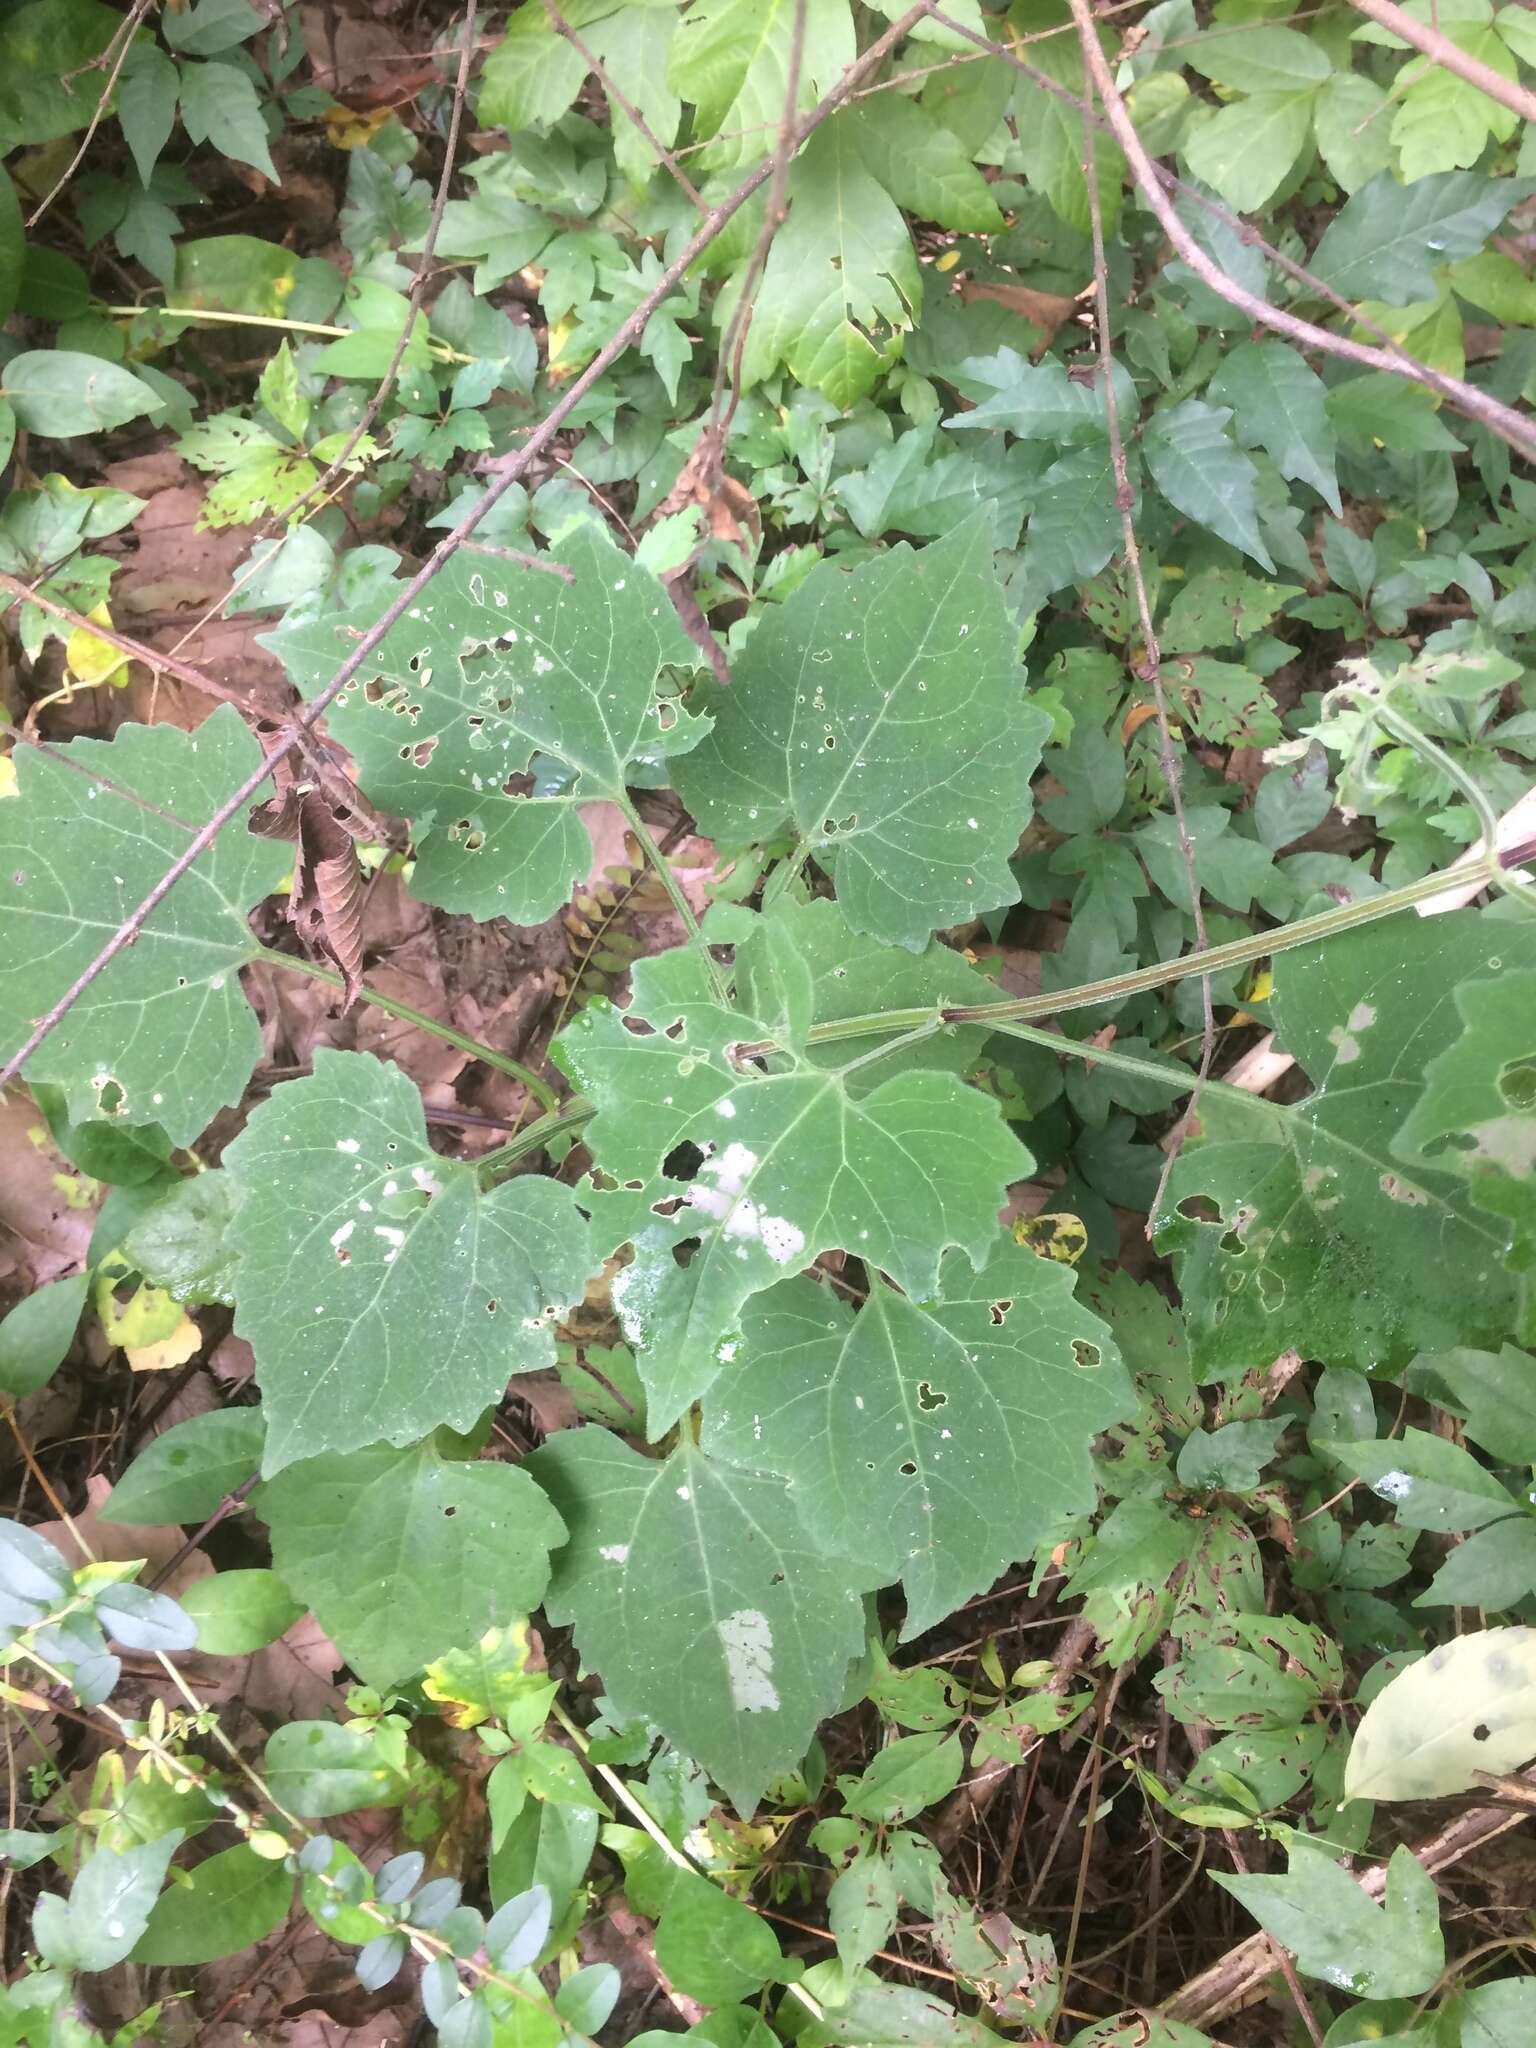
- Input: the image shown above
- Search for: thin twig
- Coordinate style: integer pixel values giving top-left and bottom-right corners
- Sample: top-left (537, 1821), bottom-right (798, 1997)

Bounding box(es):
top-left (0, 4), bottom-right (937, 1102)
top-left (1070, 5), bottom-right (1214, 1222)
top-left (924, 4), bottom-right (1536, 466)
top-left (0, 572), bottom-right (266, 716)
top-left (26, 0), bottom-right (156, 228)
top-left (541, 0), bottom-right (707, 212)
top-left (1347, 0), bottom-right (1536, 124)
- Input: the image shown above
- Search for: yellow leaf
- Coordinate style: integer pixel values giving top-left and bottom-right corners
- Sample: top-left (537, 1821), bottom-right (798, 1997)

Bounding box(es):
top-left (323, 104), bottom-right (391, 151)
top-left (65, 605), bottom-right (130, 689)
top-left (0, 754), bottom-right (15, 799)
top-left (125, 1311), bottom-right (203, 1374)
top-left (1012, 1212), bottom-right (1088, 1266)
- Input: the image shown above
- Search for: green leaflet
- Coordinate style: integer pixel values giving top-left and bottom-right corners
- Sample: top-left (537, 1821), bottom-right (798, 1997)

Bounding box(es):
top-left (528, 1429), bottom-right (873, 1814)
top-left (1182, 92), bottom-right (1317, 215)
top-left (704, 1242), bottom-right (1131, 1638)
top-left (1309, 169), bottom-right (1518, 307)
top-left (260, 1439), bottom-right (567, 1688)
top-left (1143, 401), bottom-right (1273, 571)
top-left (264, 525), bottom-right (704, 924)
top-left (554, 944), bottom-right (1028, 1432)
top-left (1214, 1837), bottom-right (1443, 1998)
top-left (0, 707), bottom-right (289, 1145)
top-left (740, 115), bottom-right (920, 408)
top-left (674, 519), bottom-right (1048, 949)
top-left (224, 1050), bottom-right (594, 1473)
top-left (668, 0), bottom-right (855, 174)
top-left (1160, 907), bottom-right (1532, 1380)
top-left (1207, 340), bottom-right (1341, 515)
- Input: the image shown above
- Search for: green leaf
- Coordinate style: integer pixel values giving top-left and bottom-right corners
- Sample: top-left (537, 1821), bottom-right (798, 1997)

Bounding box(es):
top-left (806, 1985), bottom-right (1000, 2046)
top-left (1327, 373), bottom-right (1463, 455)
top-left (675, 519), bottom-right (1049, 949)
top-left (1459, 1978), bottom-right (1536, 2048)
top-left (0, 176), bottom-right (19, 331)
top-left (162, 0), bottom-right (266, 56)
top-left (1009, 4), bottom-right (1125, 236)
top-left (1390, 31), bottom-right (1518, 181)
top-left (741, 116), bottom-right (920, 408)
top-left (133, 1843), bottom-right (292, 1964)
top-left (1310, 169), bottom-right (1516, 307)
top-left (265, 526), bottom-right (702, 924)
top-left (1208, 341), bottom-right (1340, 514)
top-left (1397, 965), bottom-right (1536, 1292)
top-left (264, 1721), bottom-right (408, 1817)
top-left (528, 1430), bottom-right (872, 1813)
top-left (102, 1408), bottom-right (266, 1524)
top-left (1161, 907), bottom-right (1529, 1380)
top-left (1407, 1345), bottom-right (1536, 1462)
top-left (224, 1050), bottom-right (593, 1474)
top-left (2, 350), bottom-right (163, 436)
top-left (705, 1243), bottom-right (1128, 1637)
top-left (1143, 401), bottom-right (1273, 570)
top-left (121, 1172), bottom-right (239, 1306)
top-left (0, 708), bottom-right (291, 1143)
top-left (1416, 1516), bottom-right (1536, 1610)
top-left (847, 96), bottom-right (1003, 233)
top-left (669, 0), bottom-right (856, 174)
top-left (1012, 441), bottom-right (1125, 614)
top-left (946, 350), bottom-right (1137, 443)
top-left (1346, 1627), bottom-right (1536, 1800)
top-left (179, 1570), bottom-right (305, 1654)
top-left (1213, 1837), bottom-right (1442, 1998)
top-left (260, 1440), bottom-right (566, 1688)
top-left (655, 1873), bottom-right (787, 2004)
top-left (177, 58), bottom-right (278, 181)
top-left (38, 1832), bottom-right (182, 1971)
top-left (839, 1733), bottom-right (964, 1822)
top-left (1186, 23), bottom-right (1332, 90)
top-left (118, 46), bottom-right (180, 184)
top-left (1182, 92), bottom-right (1316, 215)
top-left (479, 0), bottom-right (593, 131)
top-left (0, 1275), bottom-right (87, 1398)
top-left (1318, 1428), bottom-right (1520, 1532)
top-left (0, 0), bottom-right (124, 151)
top-left (586, 2), bottom-right (683, 193)
top-left (555, 944), bottom-right (1027, 1430)
top-left (1312, 72), bottom-right (1395, 192)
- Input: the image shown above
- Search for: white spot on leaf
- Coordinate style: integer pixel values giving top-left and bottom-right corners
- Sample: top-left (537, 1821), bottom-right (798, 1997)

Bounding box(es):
top-left (718, 1608), bottom-right (780, 1712)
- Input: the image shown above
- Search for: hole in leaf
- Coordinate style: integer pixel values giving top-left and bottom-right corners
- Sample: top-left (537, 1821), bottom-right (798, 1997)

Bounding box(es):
top-left (1178, 1194), bottom-right (1222, 1225)
top-left (486, 1299), bottom-right (497, 1314)
top-left (1499, 1058), bottom-right (1536, 1109)
top-left (96, 1078), bottom-right (125, 1117)
top-left (823, 735), bottom-right (835, 748)
top-left (364, 679), bottom-right (386, 704)
top-left (443, 1505), bottom-right (456, 1518)
top-left (664, 1020), bottom-right (686, 1042)
top-left (917, 1381), bottom-right (947, 1410)
top-left (1071, 1340), bottom-right (1101, 1368)
top-left (898, 1460), bottom-right (917, 1476)
top-left (989, 1298), bottom-right (1013, 1325)
top-left (663, 1141), bottom-right (704, 1183)
top-left (1474, 1723), bottom-right (1491, 1741)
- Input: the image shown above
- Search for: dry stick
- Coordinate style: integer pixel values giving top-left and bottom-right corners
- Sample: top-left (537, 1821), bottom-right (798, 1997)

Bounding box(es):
top-left (924, 5), bottom-right (1536, 466)
top-left (0, 572), bottom-right (266, 717)
top-left (540, 0), bottom-right (708, 213)
top-left (1167, 1775), bottom-right (1536, 2028)
top-left (1346, 0), bottom-right (1536, 125)
top-left (1071, 7), bottom-right (1214, 1224)
top-left (0, 3), bottom-right (936, 1102)
top-left (25, 0), bottom-right (156, 228)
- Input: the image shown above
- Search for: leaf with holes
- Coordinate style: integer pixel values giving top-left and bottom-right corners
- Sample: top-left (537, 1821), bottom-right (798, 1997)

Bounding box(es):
top-left (554, 943), bottom-right (1028, 1435)
top-left (263, 525), bottom-right (705, 924)
top-left (527, 1428), bottom-right (873, 1813)
top-left (259, 1439), bottom-right (566, 1688)
top-left (704, 1241), bottom-right (1131, 1637)
top-left (674, 518), bottom-right (1050, 949)
top-left (223, 1050), bottom-right (593, 1474)
top-left (0, 706), bottom-right (289, 1145)
top-left (1158, 907), bottom-right (1533, 1381)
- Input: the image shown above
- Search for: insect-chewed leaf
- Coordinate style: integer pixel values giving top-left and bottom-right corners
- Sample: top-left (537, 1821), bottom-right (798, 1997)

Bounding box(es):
top-left (673, 518), bottom-right (1050, 950)
top-left (528, 1429), bottom-right (874, 1814)
top-left (1345, 1626), bottom-right (1536, 1802)
top-left (224, 1050), bottom-right (593, 1473)
top-left (262, 525), bottom-right (704, 924)
top-left (0, 706), bottom-right (290, 1144)
top-left (1159, 907), bottom-right (1533, 1380)
top-left (555, 945), bottom-right (1030, 1434)
top-left (704, 1243), bottom-right (1131, 1638)
top-left (259, 1440), bottom-right (567, 1688)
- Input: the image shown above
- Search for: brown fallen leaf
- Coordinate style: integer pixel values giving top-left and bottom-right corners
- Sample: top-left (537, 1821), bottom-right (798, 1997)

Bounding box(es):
top-left (958, 278), bottom-right (1086, 356)
top-left (250, 734), bottom-right (377, 1007)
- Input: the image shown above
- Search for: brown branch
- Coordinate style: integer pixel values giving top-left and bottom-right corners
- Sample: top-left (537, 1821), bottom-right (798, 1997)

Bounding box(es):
top-left (26, 0), bottom-right (156, 228)
top-left (1166, 1773), bottom-right (1536, 2028)
top-left (1070, 4), bottom-right (1215, 1220)
top-left (1347, 0), bottom-right (1536, 125)
top-left (0, 3), bottom-right (938, 1103)
top-left (541, 0), bottom-right (708, 213)
top-left (925, 5), bottom-right (1536, 467)
top-left (0, 573), bottom-right (266, 716)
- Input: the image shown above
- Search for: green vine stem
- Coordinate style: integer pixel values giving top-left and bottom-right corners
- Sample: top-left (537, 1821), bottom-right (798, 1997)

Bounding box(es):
top-left (253, 945), bottom-right (559, 1114)
top-left (615, 792), bottom-right (731, 1007)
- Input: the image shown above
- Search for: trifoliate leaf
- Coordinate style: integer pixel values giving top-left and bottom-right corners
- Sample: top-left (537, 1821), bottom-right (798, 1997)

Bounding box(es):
top-left (224, 1050), bottom-right (594, 1473)
top-left (1213, 1837), bottom-right (1443, 1997)
top-left (0, 706), bottom-right (290, 1144)
top-left (260, 1440), bottom-right (567, 1688)
top-left (741, 115), bottom-right (920, 408)
top-left (1160, 908), bottom-right (1531, 1380)
top-left (1143, 402), bottom-right (1274, 571)
top-left (265, 526), bottom-right (702, 924)
top-left (704, 1242), bottom-right (1130, 1637)
top-left (1208, 341), bottom-right (1341, 514)
top-left (675, 518), bottom-right (1049, 949)
top-left (554, 946), bottom-right (1029, 1433)
top-left (528, 1429), bottom-right (873, 1813)
top-left (1309, 169), bottom-right (1517, 307)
